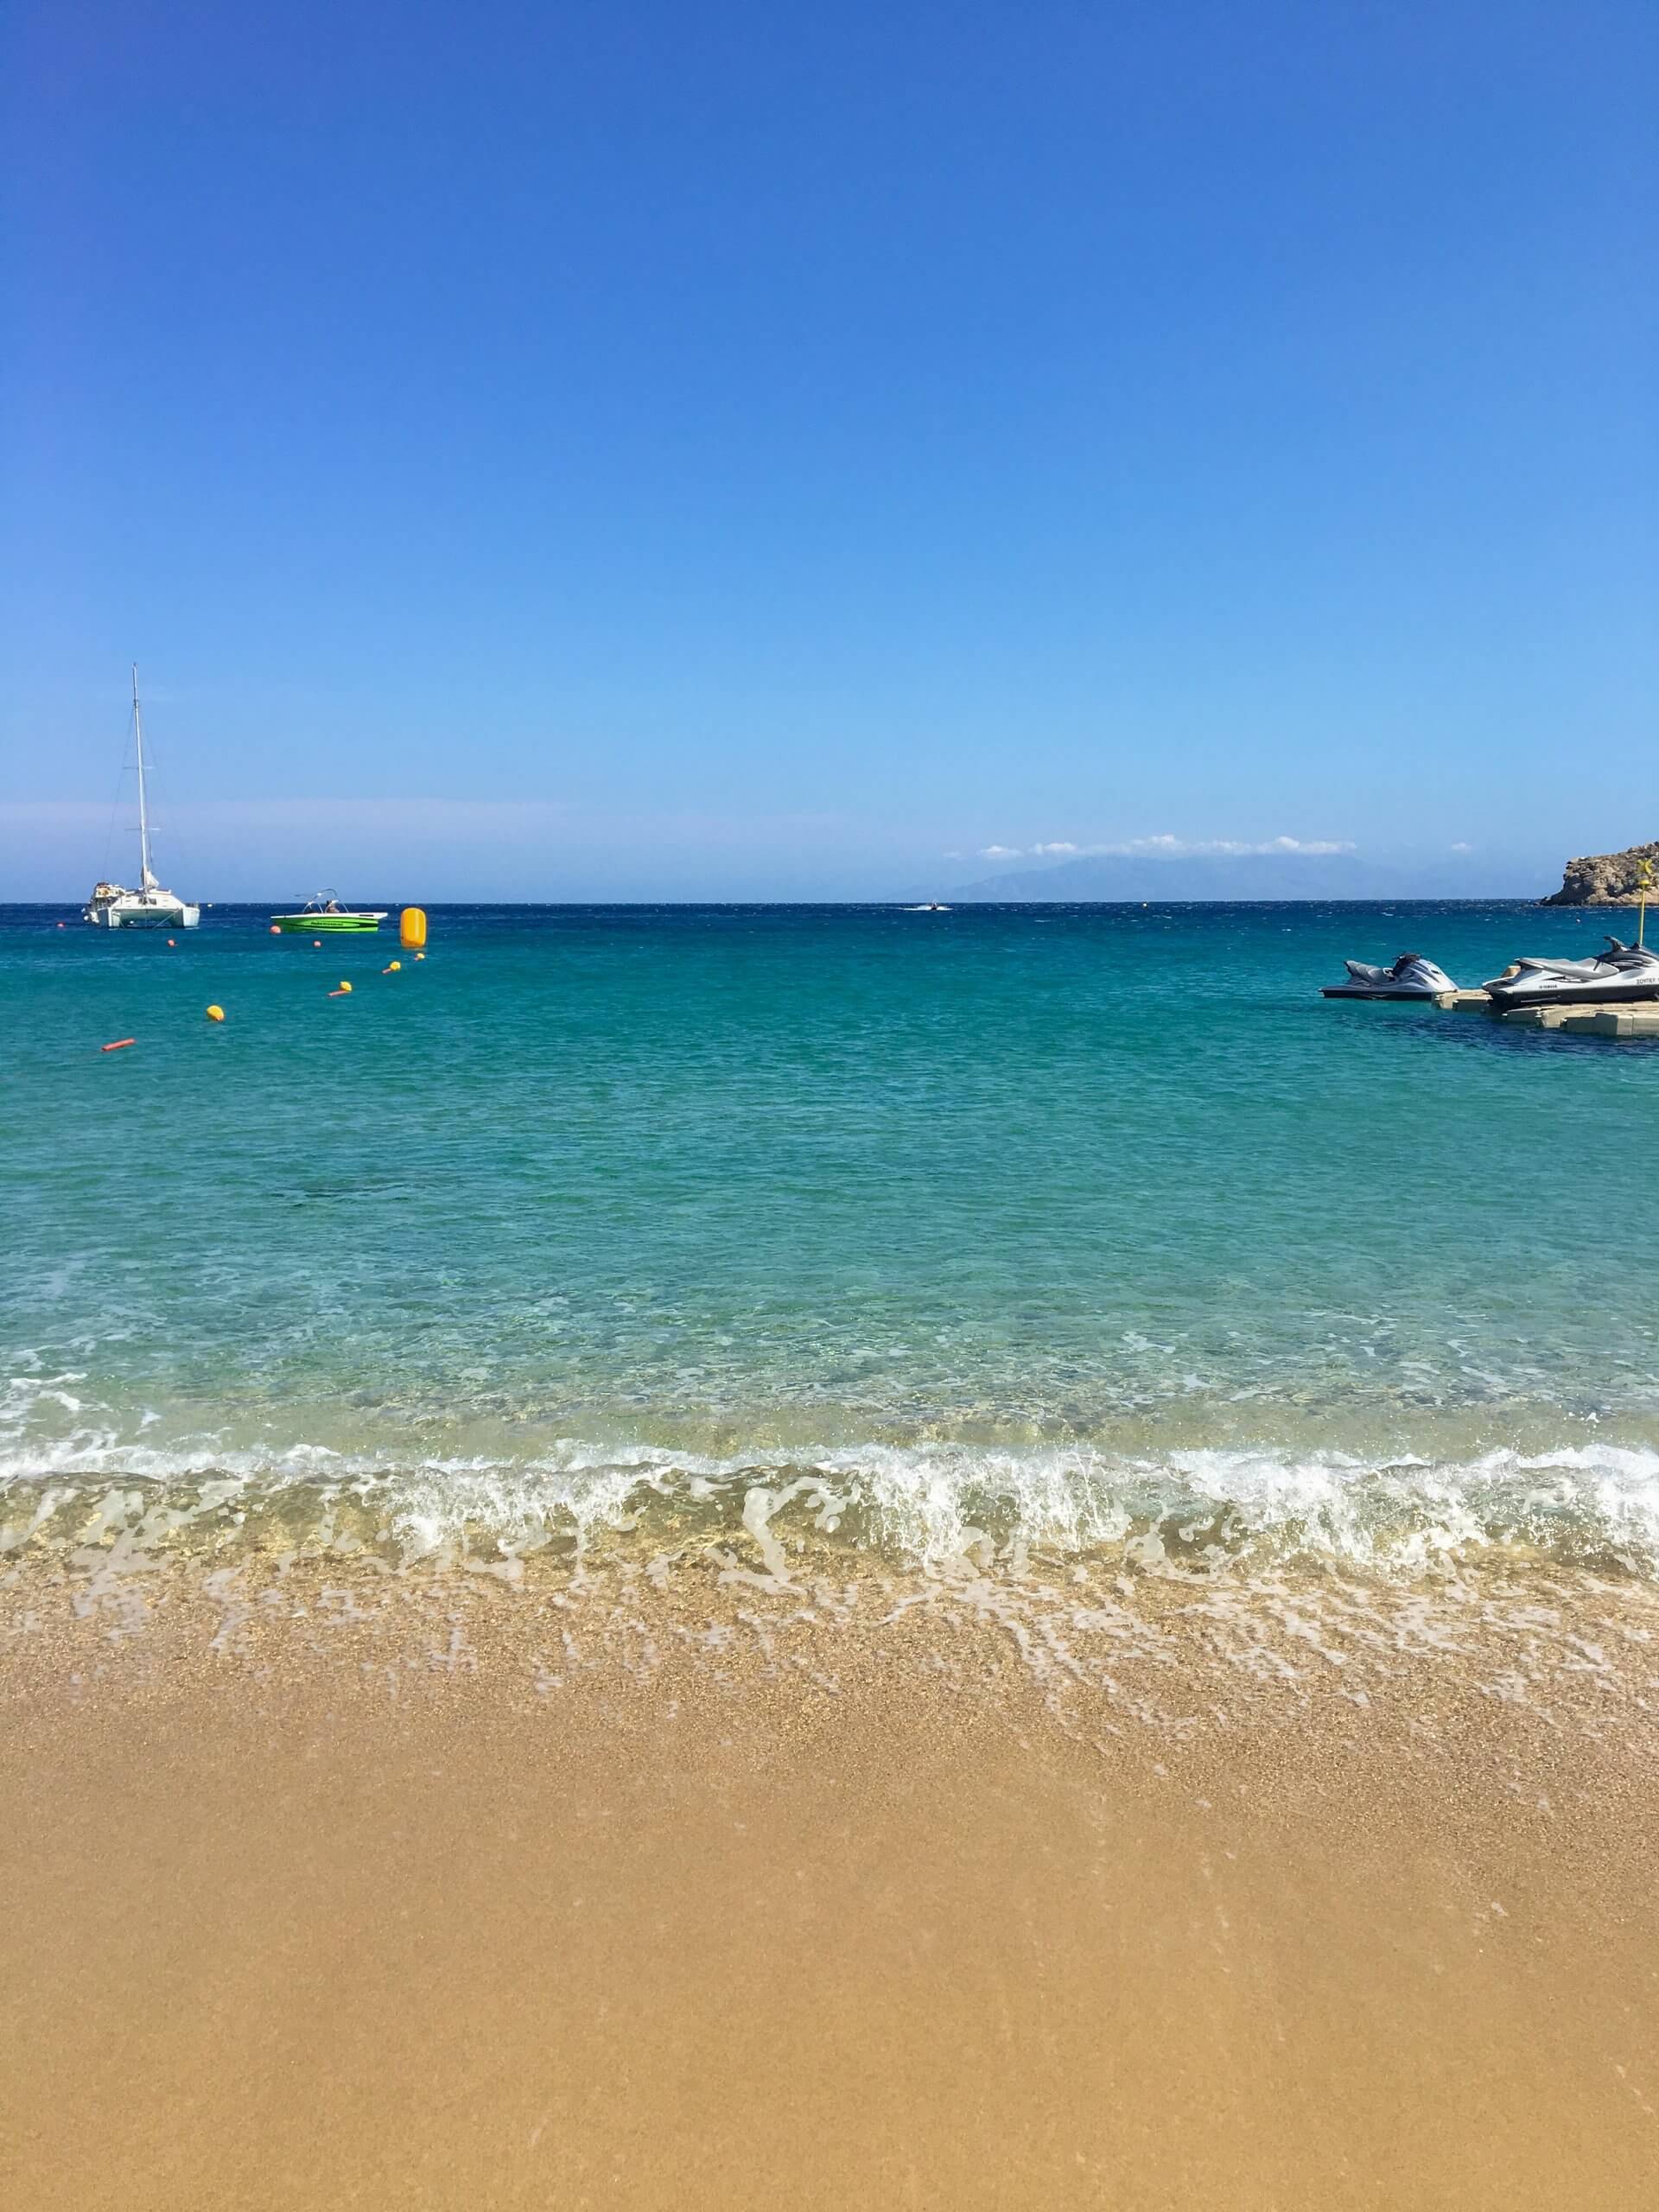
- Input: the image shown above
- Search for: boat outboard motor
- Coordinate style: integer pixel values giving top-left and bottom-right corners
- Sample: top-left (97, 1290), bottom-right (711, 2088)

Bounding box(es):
top-left (1322, 952), bottom-right (1457, 1000)
top-left (1484, 936), bottom-right (1659, 1011)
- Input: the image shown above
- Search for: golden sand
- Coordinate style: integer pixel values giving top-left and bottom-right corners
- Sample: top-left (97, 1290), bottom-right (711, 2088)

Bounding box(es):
top-left (3, 1556), bottom-right (1656, 2209)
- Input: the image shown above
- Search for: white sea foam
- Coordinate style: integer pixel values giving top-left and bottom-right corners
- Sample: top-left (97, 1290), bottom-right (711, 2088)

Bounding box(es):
top-left (5, 1401), bottom-right (1659, 1580)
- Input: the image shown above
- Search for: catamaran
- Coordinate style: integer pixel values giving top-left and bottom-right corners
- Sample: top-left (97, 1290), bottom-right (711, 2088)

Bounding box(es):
top-left (84, 668), bottom-right (200, 929)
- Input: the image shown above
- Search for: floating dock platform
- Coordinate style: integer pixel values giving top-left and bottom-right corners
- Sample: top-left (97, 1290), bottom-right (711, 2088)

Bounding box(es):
top-left (1493, 1002), bottom-right (1659, 1036)
top-left (1376, 988), bottom-right (1659, 1036)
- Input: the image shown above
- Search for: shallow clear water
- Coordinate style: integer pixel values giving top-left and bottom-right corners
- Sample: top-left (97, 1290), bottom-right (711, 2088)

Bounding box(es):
top-left (4, 900), bottom-right (1658, 1574)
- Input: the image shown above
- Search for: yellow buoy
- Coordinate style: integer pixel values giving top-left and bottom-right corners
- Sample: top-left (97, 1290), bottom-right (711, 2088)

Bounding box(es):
top-left (382, 959), bottom-right (402, 973)
top-left (206, 1004), bottom-right (225, 1022)
top-left (338, 980), bottom-right (353, 994)
top-left (415, 950), bottom-right (425, 960)
top-left (399, 906), bottom-right (428, 950)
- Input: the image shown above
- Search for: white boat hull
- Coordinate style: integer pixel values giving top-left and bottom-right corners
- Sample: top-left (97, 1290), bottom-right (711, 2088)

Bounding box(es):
top-left (86, 896), bottom-right (200, 929)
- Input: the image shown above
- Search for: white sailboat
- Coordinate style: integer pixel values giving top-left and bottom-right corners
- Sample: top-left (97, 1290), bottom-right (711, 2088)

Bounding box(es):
top-left (84, 667), bottom-right (200, 930)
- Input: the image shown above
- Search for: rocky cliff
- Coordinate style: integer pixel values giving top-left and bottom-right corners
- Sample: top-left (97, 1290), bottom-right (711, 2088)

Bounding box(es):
top-left (1541, 842), bottom-right (1659, 906)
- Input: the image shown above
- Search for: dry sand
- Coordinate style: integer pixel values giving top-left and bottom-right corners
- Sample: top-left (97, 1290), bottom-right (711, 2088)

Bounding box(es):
top-left (3, 1556), bottom-right (1656, 2209)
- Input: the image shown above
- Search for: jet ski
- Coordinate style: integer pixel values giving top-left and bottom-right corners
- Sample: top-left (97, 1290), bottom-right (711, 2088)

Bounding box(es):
top-left (1322, 952), bottom-right (1457, 1000)
top-left (1484, 936), bottom-right (1659, 1011)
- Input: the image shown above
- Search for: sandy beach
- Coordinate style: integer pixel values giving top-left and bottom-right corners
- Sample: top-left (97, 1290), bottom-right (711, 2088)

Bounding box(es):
top-left (4, 1554), bottom-right (1656, 2209)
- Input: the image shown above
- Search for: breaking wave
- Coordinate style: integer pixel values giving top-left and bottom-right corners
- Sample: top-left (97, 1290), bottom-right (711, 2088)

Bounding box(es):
top-left (5, 1370), bottom-right (1659, 1582)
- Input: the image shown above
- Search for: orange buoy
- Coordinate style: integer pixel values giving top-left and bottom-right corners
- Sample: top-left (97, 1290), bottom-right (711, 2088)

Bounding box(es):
top-left (399, 906), bottom-right (427, 950)
top-left (100, 1039), bottom-right (136, 1052)
top-left (269, 924), bottom-right (281, 934)
top-left (313, 938), bottom-right (322, 948)
top-left (206, 1004), bottom-right (225, 1022)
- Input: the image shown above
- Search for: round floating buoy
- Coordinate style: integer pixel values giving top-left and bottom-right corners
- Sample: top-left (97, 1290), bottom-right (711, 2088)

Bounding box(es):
top-left (168, 938), bottom-right (177, 946)
top-left (399, 906), bottom-right (427, 950)
top-left (57, 922), bottom-right (66, 930)
top-left (313, 938), bottom-right (321, 948)
top-left (415, 951), bottom-right (425, 961)
top-left (100, 1039), bottom-right (136, 1052)
top-left (269, 924), bottom-right (281, 935)
top-left (382, 960), bottom-right (402, 973)
top-left (206, 1004), bottom-right (225, 1022)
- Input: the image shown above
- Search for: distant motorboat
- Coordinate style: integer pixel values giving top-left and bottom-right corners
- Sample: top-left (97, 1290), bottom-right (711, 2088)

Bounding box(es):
top-left (271, 893), bottom-right (389, 933)
top-left (83, 668), bottom-right (200, 930)
top-left (905, 902), bottom-right (952, 912)
top-left (1321, 952), bottom-right (1455, 1000)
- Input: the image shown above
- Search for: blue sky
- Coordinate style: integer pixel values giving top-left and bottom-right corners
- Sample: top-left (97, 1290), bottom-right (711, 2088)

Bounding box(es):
top-left (3, 0), bottom-right (1655, 899)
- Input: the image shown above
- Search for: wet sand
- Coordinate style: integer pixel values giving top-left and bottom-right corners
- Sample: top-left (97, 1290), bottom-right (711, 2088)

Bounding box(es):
top-left (3, 1560), bottom-right (1657, 2209)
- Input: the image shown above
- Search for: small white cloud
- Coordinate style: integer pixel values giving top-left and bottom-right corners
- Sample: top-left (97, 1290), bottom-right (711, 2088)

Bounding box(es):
top-left (975, 832), bottom-right (1355, 862)
top-left (1111, 834), bottom-right (1356, 858)
top-left (1449, 841), bottom-right (1472, 853)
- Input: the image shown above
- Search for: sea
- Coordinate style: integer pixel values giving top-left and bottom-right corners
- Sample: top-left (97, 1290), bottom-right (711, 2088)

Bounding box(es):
top-left (5, 899), bottom-right (1659, 1587)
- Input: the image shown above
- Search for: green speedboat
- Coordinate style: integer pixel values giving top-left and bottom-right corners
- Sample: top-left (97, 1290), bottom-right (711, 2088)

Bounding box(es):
top-left (272, 893), bottom-right (389, 933)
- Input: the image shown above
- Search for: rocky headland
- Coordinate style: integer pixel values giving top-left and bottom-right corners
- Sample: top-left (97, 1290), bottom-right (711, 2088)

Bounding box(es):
top-left (1541, 841), bottom-right (1659, 906)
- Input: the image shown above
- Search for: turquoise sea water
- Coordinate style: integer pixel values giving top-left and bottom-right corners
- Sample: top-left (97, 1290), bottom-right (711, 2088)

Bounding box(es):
top-left (5, 901), bottom-right (1659, 1576)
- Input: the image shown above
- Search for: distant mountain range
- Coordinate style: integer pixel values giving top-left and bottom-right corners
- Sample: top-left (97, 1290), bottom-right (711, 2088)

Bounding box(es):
top-left (948, 851), bottom-right (1541, 903)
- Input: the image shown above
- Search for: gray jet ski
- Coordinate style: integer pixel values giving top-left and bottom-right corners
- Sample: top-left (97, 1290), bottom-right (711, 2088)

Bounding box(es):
top-left (1484, 936), bottom-right (1659, 1011)
top-left (1322, 952), bottom-right (1457, 1000)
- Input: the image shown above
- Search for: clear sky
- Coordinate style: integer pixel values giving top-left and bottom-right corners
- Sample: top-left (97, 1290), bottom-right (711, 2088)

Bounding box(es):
top-left (3, 0), bottom-right (1655, 899)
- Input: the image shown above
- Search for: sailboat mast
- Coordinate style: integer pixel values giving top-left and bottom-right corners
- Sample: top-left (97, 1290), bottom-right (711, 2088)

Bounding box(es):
top-left (132, 664), bottom-right (156, 887)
